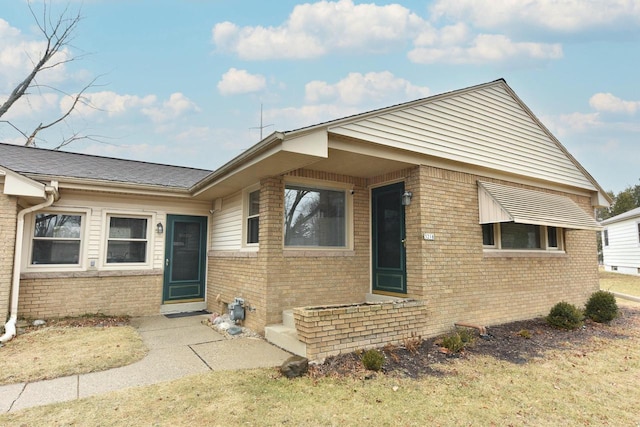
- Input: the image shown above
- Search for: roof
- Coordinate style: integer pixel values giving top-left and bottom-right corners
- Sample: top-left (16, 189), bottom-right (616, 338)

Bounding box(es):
top-left (195, 79), bottom-right (609, 205)
top-left (0, 143), bottom-right (212, 189)
top-left (601, 206), bottom-right (640, 225)
top-left (478, 181), bottom-right (601, 231)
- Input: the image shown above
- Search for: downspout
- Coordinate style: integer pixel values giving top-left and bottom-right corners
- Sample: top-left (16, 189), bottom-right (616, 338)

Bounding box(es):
top-left (0, 186), bottom-right (57, 343)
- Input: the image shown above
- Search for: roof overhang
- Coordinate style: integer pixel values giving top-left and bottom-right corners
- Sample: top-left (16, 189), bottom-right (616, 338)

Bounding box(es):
top-left (0, 166), bottom-right (47, 199)
top-left (192, 130), bottom-right (329, 200)
top-left (478, 181), bottom-right (601, 231)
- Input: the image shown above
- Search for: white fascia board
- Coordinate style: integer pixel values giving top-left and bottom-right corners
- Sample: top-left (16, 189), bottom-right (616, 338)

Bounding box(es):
top-left (0, 166), bottom-right (45, 198)
top-left (281, 130), bottom-right (328, 158)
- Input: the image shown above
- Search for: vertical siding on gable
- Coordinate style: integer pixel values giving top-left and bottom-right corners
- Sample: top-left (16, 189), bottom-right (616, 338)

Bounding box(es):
top-left (330, 84), bottom-right (595, 191)
top-left (210, 192), bottom-right (243, 250)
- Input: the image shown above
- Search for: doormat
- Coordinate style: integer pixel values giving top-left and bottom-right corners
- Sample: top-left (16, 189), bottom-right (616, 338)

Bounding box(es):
top-left (164, 310), bottom-right (211, 319)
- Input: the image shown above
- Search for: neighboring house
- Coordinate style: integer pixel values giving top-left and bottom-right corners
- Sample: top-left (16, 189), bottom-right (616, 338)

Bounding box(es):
top-left (1, 79), bottom-right (609, 359)
top-left (601, 207), bottom-right (640, 275)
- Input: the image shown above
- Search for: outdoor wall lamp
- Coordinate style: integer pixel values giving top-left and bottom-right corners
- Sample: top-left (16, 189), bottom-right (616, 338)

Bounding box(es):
top-left (156, 222), bottom-right (164, 234)
top-left (401, 191), bottom-right (413, 206)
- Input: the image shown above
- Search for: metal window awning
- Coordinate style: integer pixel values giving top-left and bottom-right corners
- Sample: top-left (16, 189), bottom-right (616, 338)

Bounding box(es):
top-left (477, 181), bottom-right (601, 231)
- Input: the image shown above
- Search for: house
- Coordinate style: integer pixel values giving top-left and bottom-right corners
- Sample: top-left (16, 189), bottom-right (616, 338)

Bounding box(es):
top-left (601, 207), bottom-right (640, 275)
top-left (1, 79), bottom-right (609, 359)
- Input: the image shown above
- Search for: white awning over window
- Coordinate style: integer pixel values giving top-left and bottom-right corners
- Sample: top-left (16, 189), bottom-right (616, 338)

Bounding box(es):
top-left (478, 181), bottom-right (601, 231)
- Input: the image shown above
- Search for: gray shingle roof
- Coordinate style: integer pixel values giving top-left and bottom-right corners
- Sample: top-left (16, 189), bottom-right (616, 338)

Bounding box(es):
top-left (0, 143), bottom-right (212, 189)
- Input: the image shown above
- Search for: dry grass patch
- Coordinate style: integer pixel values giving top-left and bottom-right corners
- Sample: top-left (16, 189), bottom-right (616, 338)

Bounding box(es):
top-left (0, 324), bottom-right (147, 385)
top-left (2, 310), bottom-right (639, 426)
top-left (600, 269), bottom-right (640, 296)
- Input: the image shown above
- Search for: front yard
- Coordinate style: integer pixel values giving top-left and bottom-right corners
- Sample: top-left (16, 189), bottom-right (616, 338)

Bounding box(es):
top-left (0, 272), bottom-right (639, 425)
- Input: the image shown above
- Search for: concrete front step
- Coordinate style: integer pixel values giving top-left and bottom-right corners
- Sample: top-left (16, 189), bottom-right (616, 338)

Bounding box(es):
top-left (264, 323), bottom-right (307, 358)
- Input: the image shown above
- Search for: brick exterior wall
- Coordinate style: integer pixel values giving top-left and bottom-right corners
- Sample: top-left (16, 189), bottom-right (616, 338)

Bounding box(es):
top-left (294, 300), bottom-right (427, 360)
top-left (406, 165), bottom-right (600, 337)
top-left (0, 189), bottom-right (18, 323)
top-left (18, 270), bottom-right (162, 318)
top-left (207, 164), bottom-right (600, 353)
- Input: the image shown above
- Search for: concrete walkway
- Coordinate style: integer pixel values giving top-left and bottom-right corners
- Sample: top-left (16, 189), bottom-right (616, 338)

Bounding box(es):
top-left (1, 314), bottom-right (292, 413)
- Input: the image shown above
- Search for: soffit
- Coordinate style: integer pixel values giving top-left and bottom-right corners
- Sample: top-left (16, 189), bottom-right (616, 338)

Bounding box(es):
top-left (478, 181), bottom-right (601, 231)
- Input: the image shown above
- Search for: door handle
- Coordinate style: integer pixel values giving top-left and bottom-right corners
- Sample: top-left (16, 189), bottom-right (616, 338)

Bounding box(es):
top-left (401, 238), bottom-right (406, 248)
top-left (165, 259), bottom-right (169, 266)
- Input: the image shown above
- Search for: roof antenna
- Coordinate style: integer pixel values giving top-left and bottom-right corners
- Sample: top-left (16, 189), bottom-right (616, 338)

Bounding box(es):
top-left (249, 103), bottom-right (273, 141)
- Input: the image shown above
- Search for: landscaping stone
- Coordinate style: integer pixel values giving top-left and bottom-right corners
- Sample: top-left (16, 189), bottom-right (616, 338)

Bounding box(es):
top-left (280, 355), bottom-right (309, 378)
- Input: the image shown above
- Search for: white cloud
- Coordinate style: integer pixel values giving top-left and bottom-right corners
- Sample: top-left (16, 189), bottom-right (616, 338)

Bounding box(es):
top-left (0, 93), bottom-right (60, 120)
top-left (305, 71), bottom-right (430, 105)
top-left (211, 0), bottom-right (570, 66)
top-left (141, 93), bottom-right (200, 123)
top-left (60, 91), bottom-right (157, 118)
top-left (212, 0), bottom-right (425, 60)
top-left (267, 104), bottom-right (361, 131)
top-left (589, 93), bottom-right (640, 115)
top-left (217, 68), bottom-right (266, 95)
top-left (0, 18), bottom-right (74, 92)
top-left (409, 33), bottom-right (562, 64)
top-left (429, 0), bottom-right (640, 33)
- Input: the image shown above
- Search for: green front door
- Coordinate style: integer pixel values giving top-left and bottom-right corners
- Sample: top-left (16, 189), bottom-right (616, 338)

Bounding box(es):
top-left (163, 215), bottom-right (207, 303)
top-left (372, 182), bottom-right (407, 294)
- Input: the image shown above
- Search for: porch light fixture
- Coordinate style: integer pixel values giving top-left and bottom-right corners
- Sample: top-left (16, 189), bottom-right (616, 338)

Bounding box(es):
top-left (401, 191), bottom-right (413, 206)
top-left (156, 222), bottom-right (164, 234)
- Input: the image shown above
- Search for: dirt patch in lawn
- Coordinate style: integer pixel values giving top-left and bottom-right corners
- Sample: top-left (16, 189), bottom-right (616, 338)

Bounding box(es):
top-left (310, 305), bottom-right (640, 379)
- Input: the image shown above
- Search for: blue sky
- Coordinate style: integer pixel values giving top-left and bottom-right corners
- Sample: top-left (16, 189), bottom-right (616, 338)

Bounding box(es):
top-left (1, 0), bottom-right (638, 194)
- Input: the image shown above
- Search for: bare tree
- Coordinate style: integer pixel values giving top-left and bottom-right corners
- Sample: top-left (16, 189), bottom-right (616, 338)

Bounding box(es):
top-left (0, 1), bottom-right (100, 149)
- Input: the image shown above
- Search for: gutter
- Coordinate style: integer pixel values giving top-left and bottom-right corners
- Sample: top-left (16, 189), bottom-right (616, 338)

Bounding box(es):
top-left (0, 185), bottom-right (58, 343)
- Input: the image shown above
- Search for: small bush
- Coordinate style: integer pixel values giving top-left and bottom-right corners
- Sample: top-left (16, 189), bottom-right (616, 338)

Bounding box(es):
top-left (585, 290), bottom-right (618, 323)
top-left (441, 332), bottom-right (464, 353)
top-left (361, 349), bottom-right (385, 371)
top-left (457, 328), bottom-right (477, 346)
top-left (517, 329), bottom-right (532, 339)
top-left (546, 301), bottom-right (583, 330)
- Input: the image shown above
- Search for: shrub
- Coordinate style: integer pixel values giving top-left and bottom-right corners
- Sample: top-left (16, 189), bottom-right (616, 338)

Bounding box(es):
top-left (517, 329), bottom-right (532, 339)
top-left (361, 349), bottom-right (385, 371)
top-left (457, 328), bottom-right (477, 346)
top-left (585, 290), bottom-right (618, 323)
top-left (441, 332), bottom-right (464, 353)
top-left (546, 301), bottom-right (583, 330)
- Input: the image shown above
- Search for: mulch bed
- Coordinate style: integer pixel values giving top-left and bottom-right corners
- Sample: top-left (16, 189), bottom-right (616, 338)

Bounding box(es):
top-left (309, 306), bottom-right (640, 379)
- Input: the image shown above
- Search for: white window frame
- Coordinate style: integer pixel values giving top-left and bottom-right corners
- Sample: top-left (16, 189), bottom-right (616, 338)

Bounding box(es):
top-left (482, 222), bottom-right (565, 253)
top-left (102, 212), bottom-right (153, 269)
top-left (24, 208), bottom-right (89, 272)
top-left (603, 229), bottom-right (609, 247)
top-left (283, 178), bottom-right (353, 251)
top-left (242, 184), bottom-right (260, 248)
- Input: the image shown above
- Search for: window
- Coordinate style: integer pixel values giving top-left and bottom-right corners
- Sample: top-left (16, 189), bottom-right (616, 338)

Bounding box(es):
top-left (603, 229), bottom-right (609, 246)
top-left (247, 190), bottom-right (260, 244)
top-left (106, 216), bottom-right (148, 263)
top-left (547, 226), bottom-right (559, 249)
top-left (31, 213), bottom-right (82, 264)
top-left (284, 185), bottom-right (346, 247)
top-left (482, 222), bottom-right (564, 251)
top-left (482, 223), bottom-right (495, 246)
top-left (637, 223), bottom-right (640, 244)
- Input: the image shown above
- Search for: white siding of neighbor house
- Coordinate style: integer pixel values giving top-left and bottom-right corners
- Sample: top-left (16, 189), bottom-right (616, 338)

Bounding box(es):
top-left (21, 191), bottom-right (210, 273)
top-left (602, 217), bottom-right (640, 275)
top-left (329, 83), bottom-right (595, 191)
top-left (210, 191), bottom-right (243, 250)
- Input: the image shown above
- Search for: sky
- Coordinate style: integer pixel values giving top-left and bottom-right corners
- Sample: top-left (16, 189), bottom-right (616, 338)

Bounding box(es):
top-left (0, 0), bottom-right (638, 194)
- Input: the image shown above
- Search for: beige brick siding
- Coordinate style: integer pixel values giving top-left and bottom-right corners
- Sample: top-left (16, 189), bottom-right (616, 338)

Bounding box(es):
top-left (0, 189), bottom-right (18, 322)
top-left (294, 300), bottom-right (427, 360)
top-left (207, 164), bottom-right (600, 353)
top-left (406, 165), bottom-right (600, 337)
top-left (18, 270), bottom-right (162, 318)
